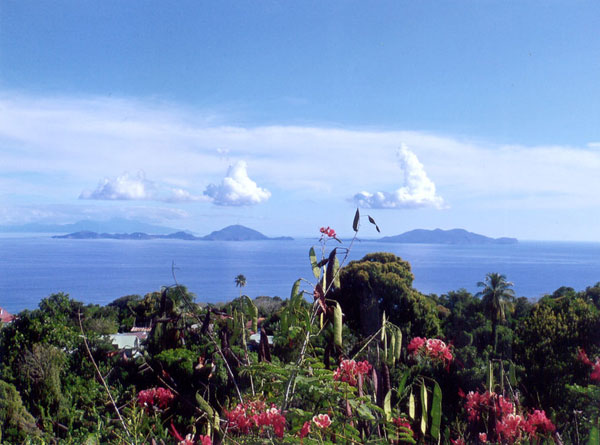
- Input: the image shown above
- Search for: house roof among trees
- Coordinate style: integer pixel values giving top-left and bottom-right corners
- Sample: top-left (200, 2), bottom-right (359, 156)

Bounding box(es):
top-left (0, 307), bottom-right (15, 323)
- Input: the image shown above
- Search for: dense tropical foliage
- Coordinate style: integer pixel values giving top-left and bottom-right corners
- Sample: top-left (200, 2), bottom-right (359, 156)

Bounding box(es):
top-left (0, 211), bottom-right (598, 444)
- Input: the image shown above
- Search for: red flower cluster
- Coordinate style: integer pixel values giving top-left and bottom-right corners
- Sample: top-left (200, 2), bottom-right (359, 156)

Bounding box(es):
top-left (137, 387), bottom-right (175, 411)
top-left (577, 348), bottom-right (600, 382)
top-left (523, 409), bottom-right (556, 436)
top-left (333, 359), bottom-right (372, 386)
top-left (224, 400), bottom-right (286, 438)
top-left (408, 337), bottom-right (453, 368)
top-left (298, 421), bottom-right (311, 439)
top-left (463, 391), bottom-right (555, 444)
top-left (465, 391), bottom-right (513, 422)
top-left (319, 226), bottom-right (337, 238)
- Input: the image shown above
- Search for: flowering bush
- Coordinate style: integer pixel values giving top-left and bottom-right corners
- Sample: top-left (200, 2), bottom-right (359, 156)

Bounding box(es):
top-left (408, 337), bottom-right (453, 368)
top-left (137, 387), bottom-right (175, 411)
top-left (462, 390), bottom-right (555, 444)
top-left (224, 400), bottom-right (286, 438)
top-left (332, 359), bottom-right (372, 386)
top-left (578, 348), bottom-right (600, 383)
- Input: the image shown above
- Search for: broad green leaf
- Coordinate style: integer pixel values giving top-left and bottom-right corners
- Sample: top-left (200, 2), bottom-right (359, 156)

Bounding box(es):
top-left (430, 382), bottom-right (442, 440)
top-left (420, 380), bottom-right (428, 435)
top-left (353, 208), bottom-right (360, 232)
top-left (395, 329), bottom-right (403, 361)
top-left (326, 248), bottom-right (338, 292)
top-left (291, 278), bottom-right (301, 300)
top-left (242, 296), bottom-right (258, 332)
top-left (333, 256), bottom-right (341, 288)
top-left (196, 392), bottom-right (214, 417)
top-left (309, 247), bottom-right (320, 279)
top-left (383, 390), bottom-right (392, 421)
top-left (333, 302), bottom-right (343, 348)
top-left (408, 391), bottom-right (415, 420)
top-left (390, 332), bottom-right (396, 365)
top-left (279, 312), bottom-right (288, 333)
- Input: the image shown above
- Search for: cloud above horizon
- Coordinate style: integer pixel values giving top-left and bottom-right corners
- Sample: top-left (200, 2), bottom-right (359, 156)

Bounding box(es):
top-left (203, 161), bottom-right (271, 206)
top-left (80, 172), bottom-right (204, 203)
top-left (353, 145), bottom-right (445, 209)
top-left (4, 91), bottom-right (600, 239)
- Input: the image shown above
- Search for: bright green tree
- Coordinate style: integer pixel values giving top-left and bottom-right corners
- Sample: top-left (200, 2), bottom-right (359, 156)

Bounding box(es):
top-left (333, 252), bottom-right (440, 338)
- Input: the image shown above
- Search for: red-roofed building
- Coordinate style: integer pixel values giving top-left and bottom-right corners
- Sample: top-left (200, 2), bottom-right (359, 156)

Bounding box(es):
top-left (0, 307), bottom-right (15, 323)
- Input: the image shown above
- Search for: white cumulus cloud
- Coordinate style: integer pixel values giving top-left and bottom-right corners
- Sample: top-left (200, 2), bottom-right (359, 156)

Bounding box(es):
top-left (204, 161), bottom-right (270, 206)
top-left (353, 144), bottom-right (445, 209)
top-left (80, 172), bottom-right (203, 203)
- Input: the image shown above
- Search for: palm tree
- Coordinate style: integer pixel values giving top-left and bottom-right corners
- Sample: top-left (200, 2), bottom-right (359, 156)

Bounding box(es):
top-left (235, 274), bottom-right (247, 298)
top-left (476, 272), bottom-right (515, 354)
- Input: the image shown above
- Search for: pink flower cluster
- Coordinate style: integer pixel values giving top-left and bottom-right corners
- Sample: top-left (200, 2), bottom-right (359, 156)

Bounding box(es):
top-left (137, 387), bottom-right (175, 411)
top-left (465, 391), bottom-right (513, 422)
top-left (319, 226), bottom-right (337, 238)
top-left (313, 413), bottom-right (332, 429)
top-left (224, 400), bottom-right (286, 438)
top-left (333, 359), bottom-right (372, 386)
top-left (464, 391), bottom-right (555, 444)
top-left (577, 348), bottom-right (600, 382)
top-left (408, 337), bottom-right (453, 367)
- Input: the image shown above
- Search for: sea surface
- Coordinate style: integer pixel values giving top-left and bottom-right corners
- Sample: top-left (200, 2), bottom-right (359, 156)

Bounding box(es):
top-left (2, 236), bottom-right (600, 314)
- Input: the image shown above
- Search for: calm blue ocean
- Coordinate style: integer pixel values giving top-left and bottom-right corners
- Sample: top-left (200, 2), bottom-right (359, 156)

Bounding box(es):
top-left (2, 236), bottom-right (600, 314)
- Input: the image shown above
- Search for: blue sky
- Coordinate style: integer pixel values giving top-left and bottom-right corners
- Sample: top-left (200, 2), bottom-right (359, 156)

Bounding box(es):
top-left (1, 1), bottom-right (600, 240)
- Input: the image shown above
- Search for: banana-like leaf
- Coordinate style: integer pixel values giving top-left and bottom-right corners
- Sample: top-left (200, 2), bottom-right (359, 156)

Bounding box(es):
top-left (333, 256), bottom-right (341, 289)
top-left (420, 380), bottom-right (428, 435)
top-left (383, 390), bottom-right (392, 421)
top-left (326, 248), bottom-right (337, 292)
top-left (291, 279), bottom-right (301, 300)
top-left (390, 332), bottom-right (396, 365)
top-left (333, 302), bottom-right (343, 348)
top-left (408, 391), bottom-right (415, 420)
top-left (395, 329), bottom-right (403, 361)
top-left (309, 247), bottom-right (320, 279)
top-left (195, 392), bottom-right (220, 433)
top-left (353, 208), bottom-right (360, 232)
top-left (430, 382), bottom-right (442, 440)
top-left (242, 296), bottom-right (258, 332)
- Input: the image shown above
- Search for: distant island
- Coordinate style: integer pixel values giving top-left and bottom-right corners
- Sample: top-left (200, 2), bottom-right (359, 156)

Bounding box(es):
top-left (378, 228), bottom-right (517, 245)
top-left (53, 225), bottom-right (293, 241)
